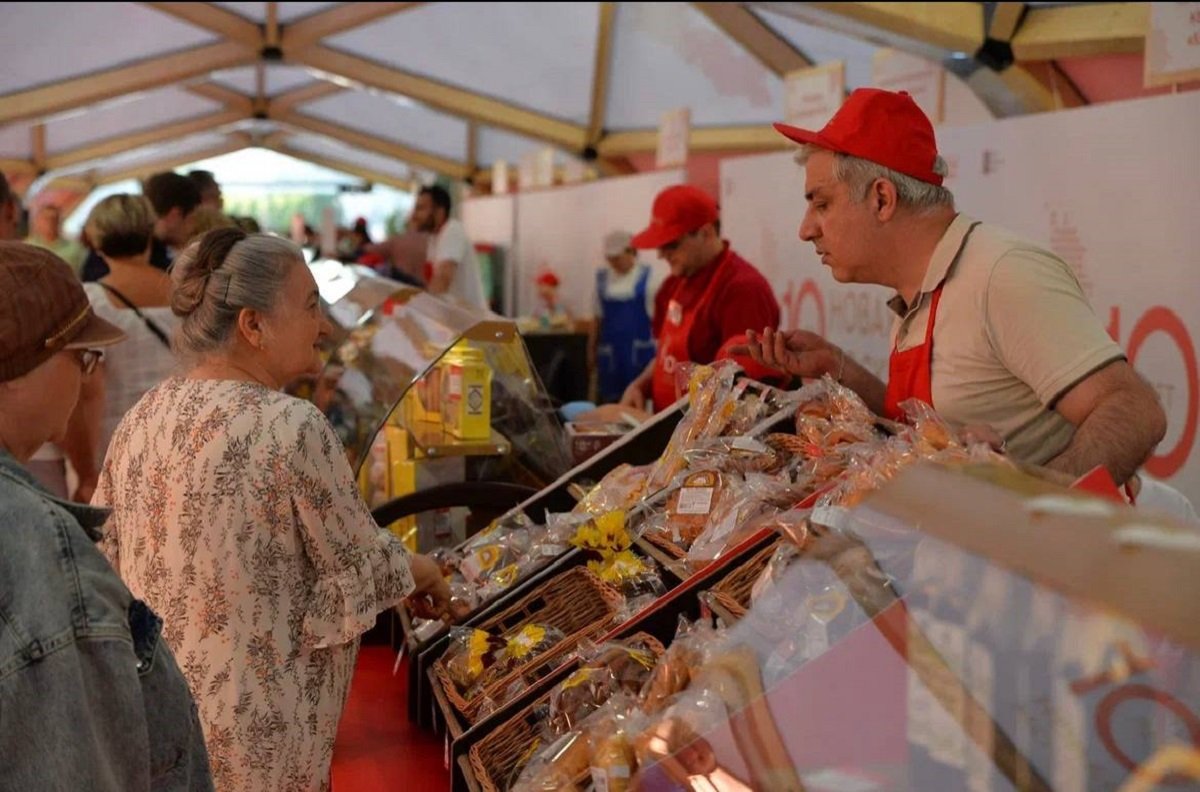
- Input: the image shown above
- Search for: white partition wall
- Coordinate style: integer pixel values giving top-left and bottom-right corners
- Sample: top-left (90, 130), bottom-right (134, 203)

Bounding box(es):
top-left (514, 169), bottom-right (686, 318)
top-left (721, 91), bottom-right (1200, 500)
top-left (463, 194), bottom-right (517, 315)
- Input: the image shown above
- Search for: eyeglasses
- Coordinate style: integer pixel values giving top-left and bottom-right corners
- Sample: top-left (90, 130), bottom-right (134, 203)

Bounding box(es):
top-left (75, 348), bottom-right (104, 376)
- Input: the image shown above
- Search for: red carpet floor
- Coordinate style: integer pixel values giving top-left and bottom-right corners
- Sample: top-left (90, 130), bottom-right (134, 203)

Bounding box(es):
top-left (332, 645), bottom-right (450, 791)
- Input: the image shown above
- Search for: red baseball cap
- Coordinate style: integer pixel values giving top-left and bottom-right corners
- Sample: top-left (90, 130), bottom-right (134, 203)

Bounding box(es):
top-left (631, 185), bottom-right (719, 250)
top-left (536, 271), bottom-right (560, 288)
top-left (773, 88), bottom-right (943, 186)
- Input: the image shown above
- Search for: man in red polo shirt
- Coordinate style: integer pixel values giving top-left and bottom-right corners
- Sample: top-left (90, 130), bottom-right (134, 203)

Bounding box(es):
top-left (618, 185), bottom-right (780, 412)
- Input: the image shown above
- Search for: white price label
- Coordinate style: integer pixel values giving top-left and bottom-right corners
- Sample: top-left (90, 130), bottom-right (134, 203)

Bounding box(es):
top-left (676, 486), bottom-right (715, 515)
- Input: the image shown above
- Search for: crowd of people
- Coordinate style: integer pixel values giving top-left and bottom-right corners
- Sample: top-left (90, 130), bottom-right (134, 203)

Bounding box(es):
top-left (0, 169), bottom-right (454, 791)
top-left (0, 85), bottom-right (1195, 792)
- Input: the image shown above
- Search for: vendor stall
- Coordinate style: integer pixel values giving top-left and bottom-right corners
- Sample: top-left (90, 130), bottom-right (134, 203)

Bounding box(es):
top-left (399, 357), bottom-right (1200, 792)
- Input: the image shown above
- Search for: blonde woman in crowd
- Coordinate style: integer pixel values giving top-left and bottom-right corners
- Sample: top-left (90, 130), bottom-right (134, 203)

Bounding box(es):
top-left (187, 205), bottom-right (237, 241)
top-left (57, 194), bottom-right (180, 502)
top-left (94, 228), bottom-right (452, 791)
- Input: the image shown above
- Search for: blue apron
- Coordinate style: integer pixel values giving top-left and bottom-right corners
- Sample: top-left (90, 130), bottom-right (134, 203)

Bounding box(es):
top-left (596, 265), bottom-right (656, 403)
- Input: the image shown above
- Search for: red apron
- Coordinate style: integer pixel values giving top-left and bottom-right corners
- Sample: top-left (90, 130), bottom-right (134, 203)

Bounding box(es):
top-left (882, 284), bottom-right (944, 421)
top-left (651, 249), bottom-right (735, 411)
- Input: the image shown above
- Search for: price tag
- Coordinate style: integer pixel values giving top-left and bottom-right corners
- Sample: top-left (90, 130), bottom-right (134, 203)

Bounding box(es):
top-left (676, 487), bottom-right (714, 515)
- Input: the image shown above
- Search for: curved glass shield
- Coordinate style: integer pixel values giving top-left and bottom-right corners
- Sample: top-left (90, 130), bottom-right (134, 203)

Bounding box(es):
top-left (632, 462), bottom-right (1200, 791)
top-left (306, 263), bottom-right (573, 520)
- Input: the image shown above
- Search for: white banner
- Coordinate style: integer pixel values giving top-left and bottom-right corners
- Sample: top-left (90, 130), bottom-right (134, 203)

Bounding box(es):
top-left (657, 107), bottom-right (691, 169)
top-left (784, 61), bottom-right (846, 129)
top-left (1146, 2), bottom-right (1200, 87)
top-left (491, 160), bottom-right (510, 195)
top-left (514, 169), bottom-right (685, 318)
top-left (722, 92), bottom-right (1200, 501)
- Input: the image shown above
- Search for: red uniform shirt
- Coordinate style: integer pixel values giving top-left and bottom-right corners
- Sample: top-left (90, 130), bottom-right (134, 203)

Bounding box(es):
top-left (652, 244), bottom-right (780, 366)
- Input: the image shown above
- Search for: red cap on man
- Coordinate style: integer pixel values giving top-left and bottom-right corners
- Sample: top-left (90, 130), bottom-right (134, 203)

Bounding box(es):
top-left (535, 271), bottom-right (561, 288)
top-left (773, 88), bottom-right (943, 186)
top-left (630, 185), bottom-right (719, 250)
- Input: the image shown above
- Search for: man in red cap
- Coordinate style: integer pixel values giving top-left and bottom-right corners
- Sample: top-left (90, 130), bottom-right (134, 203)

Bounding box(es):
top-left (740, 87), bottom-right (1165, 487)
top-left (618, 184), bottom-right (780, 412)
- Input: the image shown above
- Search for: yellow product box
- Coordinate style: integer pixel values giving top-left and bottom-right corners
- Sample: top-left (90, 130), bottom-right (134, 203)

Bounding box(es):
top-left (440, 346), bottom-right (492, 440)
top-left (384, 424), bottom-right (415, 464)
top-left (404, 368), bottom-right (445, 427)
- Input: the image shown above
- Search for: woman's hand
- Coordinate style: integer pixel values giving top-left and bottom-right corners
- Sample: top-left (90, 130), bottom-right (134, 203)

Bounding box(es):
top-left (404, 553), bottom-right (454, 622)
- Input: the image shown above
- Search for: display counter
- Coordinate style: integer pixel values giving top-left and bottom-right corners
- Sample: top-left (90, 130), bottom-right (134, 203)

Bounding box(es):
top-left (306, 260), bottom-right (574, 552)
top-left (415, 361), bottom-right (1200, 792)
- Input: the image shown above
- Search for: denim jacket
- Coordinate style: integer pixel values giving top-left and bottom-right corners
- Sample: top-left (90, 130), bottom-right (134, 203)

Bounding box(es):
top-left (0, 451), bottom-right (213, 791)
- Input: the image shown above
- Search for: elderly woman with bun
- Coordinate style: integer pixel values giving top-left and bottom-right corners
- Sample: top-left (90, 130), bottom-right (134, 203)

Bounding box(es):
top-left (94, 228), bottom-right (452, 792)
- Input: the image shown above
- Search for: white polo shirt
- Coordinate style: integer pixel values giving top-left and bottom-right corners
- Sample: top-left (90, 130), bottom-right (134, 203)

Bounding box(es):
top-left (429, 218), bottom-right (487, 310)
top-left (890, 213), bottom-right (1124, 465)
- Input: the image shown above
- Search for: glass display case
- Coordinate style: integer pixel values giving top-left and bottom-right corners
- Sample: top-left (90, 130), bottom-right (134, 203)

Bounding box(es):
top-left (626, 461), bottom-right (1200, 792)
top-left (306, 260), bottom-right (573, 551)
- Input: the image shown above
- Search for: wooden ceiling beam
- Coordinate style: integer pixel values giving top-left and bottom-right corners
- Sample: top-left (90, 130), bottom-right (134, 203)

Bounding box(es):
top-left (268, 142), bottom-right (415, 192)
top-left (997, 61), bottom-right (1088, 112)
top-left (597, 125), bottom-right (788, 157)
top-left (692, 2), bottom-right (812, 76)
top-left (185, 81), bottom-right (256, 114)
top-left (274, 110), bottom-right (472, 180)
top-left (31, 126), bottom-right (47, 171)
top-left (1011, 2), bottom-right (1147, 61)
top-left (587, 2), bottom-right (618, 148)
top-left (280, 3), bottom-right (423, 53)
top-left (291, 46), bottom-right (588, 150)
top-left (265, 2), bottom-right (280, 48)
top-left (45, 109), bottom-right (248, 170)
top-left (0, 159), bottom-right (38, 176)
top-left (268, 81), bottom-right (344, 114)
top-left (142, 2), bottom-right (263, 48)
top-left (987, 2), bottom-right (1026, 43)
top-left (801, 2), bottom-right (984, 55)
top-left (95, 135), bottom-right (250, 186)
top-left (0, 41), bottom-right (255, 126)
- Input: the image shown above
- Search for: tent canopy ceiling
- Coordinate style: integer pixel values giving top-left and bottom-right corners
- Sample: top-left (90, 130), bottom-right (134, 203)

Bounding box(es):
top-left (0, 1), bottom-right (1183, 199)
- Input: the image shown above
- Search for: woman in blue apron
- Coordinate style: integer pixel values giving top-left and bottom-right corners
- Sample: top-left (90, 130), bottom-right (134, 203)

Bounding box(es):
top-left (595, 231), bottom-right (658, 404)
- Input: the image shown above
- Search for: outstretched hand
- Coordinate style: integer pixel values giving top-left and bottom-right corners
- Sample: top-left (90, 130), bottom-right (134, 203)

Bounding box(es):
top-left (404, 553), bottom-right (455, 622)
top-left (727, 327), bottom-right (843, 381)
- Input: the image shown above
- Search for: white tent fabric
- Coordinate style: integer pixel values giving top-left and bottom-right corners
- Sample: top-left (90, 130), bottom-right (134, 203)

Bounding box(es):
top-left (1, 1), bottom-right (1132, 198)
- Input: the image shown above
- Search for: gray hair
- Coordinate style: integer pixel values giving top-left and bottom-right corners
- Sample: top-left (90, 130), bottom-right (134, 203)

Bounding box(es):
top-left (170, 229), bottom-right (303, 358)
top-left (796, 144), bottom-right (954, 213)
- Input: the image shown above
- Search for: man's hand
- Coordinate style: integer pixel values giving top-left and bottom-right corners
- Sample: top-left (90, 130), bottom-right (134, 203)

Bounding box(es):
top-left (959, 424), bottom-right (1006, 452)
top-left (404, 553), bottom-right (453, 622)
top-left (619, 380), bottom-right (647, 411)
top-left (730, 327), bottom-right (842, 380)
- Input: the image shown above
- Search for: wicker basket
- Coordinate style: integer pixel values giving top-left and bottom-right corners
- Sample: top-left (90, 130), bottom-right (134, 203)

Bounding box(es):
top-left (433, 566), bottom-right (623, 725)
top-left (468, 633), bottom-right (666, 792)
top-left (707, 537), bottom-right (784, 622)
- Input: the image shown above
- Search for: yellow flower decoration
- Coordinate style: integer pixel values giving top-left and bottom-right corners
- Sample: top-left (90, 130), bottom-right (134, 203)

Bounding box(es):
top-left (507, 624), bottom-right (548, 660)
top-left (588, 549), bottom-right (648, 585)
top-left (570, 510), bottom-right (630, 555)
top-left (467, 629), bottom-right (494, 678)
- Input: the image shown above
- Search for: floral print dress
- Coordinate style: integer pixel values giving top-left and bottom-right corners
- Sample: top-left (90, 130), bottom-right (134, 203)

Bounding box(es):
top-left (94, 377), bottom-right (415, 792)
